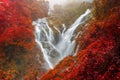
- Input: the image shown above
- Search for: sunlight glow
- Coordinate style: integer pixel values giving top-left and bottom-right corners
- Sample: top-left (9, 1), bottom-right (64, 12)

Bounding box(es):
top-left (49, 0), bottom-right (67, 5)
top-left (49, 0), bottom-right (67, 9)
top-left (48, 0), bottom-right (93, 9)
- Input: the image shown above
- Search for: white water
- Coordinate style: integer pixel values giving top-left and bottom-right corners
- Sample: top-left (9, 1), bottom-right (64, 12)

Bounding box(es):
top-left (33, 9), bottom-right (91, 69)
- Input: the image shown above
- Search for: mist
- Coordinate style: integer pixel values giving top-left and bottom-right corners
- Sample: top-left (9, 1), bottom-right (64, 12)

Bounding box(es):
top-left (49, 0), bottom-right (93, 9)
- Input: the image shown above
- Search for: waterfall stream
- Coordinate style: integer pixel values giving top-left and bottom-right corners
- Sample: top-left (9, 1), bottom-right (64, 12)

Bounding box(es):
top-left (33, 9), bottom-right (91, 69)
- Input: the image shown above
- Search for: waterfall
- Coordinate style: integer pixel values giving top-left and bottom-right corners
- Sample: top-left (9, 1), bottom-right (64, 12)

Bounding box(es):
top-left (33, 9), bottom-right (91, 69)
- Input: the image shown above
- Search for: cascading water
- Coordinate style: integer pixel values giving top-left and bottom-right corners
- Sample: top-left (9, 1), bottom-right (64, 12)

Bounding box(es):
top-left (33, 9), bottom-right (91, 69)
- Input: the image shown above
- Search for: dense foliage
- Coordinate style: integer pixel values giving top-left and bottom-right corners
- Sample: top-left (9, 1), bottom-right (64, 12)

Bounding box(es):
top-left (41, 0), bottom-right (120, 80)
top-left (15, 0), bottom-right (49, 20)
top-left (0, 0), bottom-right (48, 79)
top-left (0, 0), bottom-right (120, 79)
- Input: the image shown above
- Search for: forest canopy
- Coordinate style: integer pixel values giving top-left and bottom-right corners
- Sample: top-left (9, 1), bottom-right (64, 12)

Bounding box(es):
top-left (0, 0), bottom-right (120, 80)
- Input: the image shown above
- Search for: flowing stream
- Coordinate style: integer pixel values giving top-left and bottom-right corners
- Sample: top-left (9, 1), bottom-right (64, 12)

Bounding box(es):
top-left (33, 9), bottom-right (91, 69)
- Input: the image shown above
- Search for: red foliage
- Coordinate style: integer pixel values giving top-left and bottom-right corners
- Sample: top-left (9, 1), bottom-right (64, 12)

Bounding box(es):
top-left (41, 0), bottom-right (120, 80)
top-left (0, 0), bottom-right (49, 79)
top-left (0, 0), bottom-right (34, 50)
top-left (0, 0), bottom-right (35, 79)
top-left (0, 26), bottom-right (34, 50)
top-left (0, 69), bottom-right (17, 80)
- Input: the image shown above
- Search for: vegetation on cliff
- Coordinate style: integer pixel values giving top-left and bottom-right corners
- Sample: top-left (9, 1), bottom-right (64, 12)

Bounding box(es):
top-left (48, 1), bottom-right (92, 27)
top-left (0, 0), bottom-right (120, 80)
top-left (41, 0), bottom-right (120, 80)
top-left (0, 0), bottom-right (48, 79)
